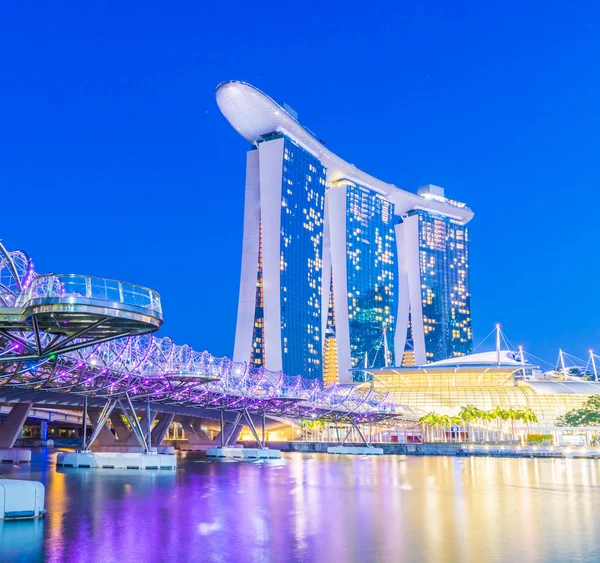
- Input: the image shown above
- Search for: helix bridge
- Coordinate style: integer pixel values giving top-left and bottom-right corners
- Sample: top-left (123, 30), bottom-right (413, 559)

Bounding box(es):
top-left (0, 240), bottom-right (415, 446)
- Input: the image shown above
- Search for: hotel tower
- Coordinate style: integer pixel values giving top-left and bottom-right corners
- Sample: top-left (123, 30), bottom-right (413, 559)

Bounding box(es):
top-left (217, 81), bottom-right (474, 384)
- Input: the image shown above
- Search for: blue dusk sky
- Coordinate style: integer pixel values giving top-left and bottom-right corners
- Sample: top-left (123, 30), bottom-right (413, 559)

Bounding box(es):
top-left (1, 2), bottom-right (598, 367)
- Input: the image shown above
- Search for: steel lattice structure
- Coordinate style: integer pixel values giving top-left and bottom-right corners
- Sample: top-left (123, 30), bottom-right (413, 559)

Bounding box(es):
top-left (0, 240), bottom-right (417, 425)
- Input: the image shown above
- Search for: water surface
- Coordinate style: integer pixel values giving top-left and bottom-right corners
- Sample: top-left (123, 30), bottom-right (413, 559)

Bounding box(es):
top-left (1, 450), bottom-right (599, 562)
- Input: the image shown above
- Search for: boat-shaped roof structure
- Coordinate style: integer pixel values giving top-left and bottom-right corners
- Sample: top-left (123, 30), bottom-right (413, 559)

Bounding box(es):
top-left (216, 80), bottom-right (474, 224)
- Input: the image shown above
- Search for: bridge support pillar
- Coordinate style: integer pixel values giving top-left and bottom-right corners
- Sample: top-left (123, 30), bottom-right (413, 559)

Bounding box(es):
top-left (180, 422), bottom-right (205, 445)
top-left (0, 402), bottom-right (32, 448)
top-left (242, 409), bottom-right (265, 449)
top-left (352, 420), bottom-right (371, 447)
top-left (125, 412), bottom-right (156, 446)
top-left (218, 420), bottom-right (243, 446)
top-left (109, 415), bottom-right (131, 442)
top-left (151, 413), bottom-right (174, 445)
top-left (193, 422), bottom-right (210, 440)
top-left (87, 407), bottom-right (117, 447)
top-left (40, 420), bottom-right (48, 442)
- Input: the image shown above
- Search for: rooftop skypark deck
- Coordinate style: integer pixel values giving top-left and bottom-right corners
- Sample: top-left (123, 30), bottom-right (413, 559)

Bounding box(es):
top-left (216, 80), bottom-right (473, 224)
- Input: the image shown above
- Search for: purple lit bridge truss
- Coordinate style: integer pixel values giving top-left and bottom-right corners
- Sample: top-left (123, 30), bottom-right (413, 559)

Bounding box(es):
top-left (0, 240), bottom-right (418, 449)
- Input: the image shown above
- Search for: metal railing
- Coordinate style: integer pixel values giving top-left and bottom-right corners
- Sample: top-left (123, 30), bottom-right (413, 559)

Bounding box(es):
top-left (25, 274), bottom-right (162, 315)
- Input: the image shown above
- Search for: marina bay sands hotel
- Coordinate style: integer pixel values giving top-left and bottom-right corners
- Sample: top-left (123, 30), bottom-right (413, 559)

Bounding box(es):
top-left (217, 81), bottom-right (474, 385)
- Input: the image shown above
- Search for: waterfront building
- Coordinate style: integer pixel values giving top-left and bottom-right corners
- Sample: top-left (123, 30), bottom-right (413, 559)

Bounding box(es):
top-left (327, 180), bottom-right (398, 378)
top-left (217, 81), bottom-right (474, 383)
top-left (396, 185), bottom-right (472, 364)
top-left (360, 350), bottom-right (599, 428)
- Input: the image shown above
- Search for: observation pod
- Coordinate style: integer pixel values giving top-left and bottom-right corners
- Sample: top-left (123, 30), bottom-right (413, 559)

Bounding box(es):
top-left (215, 80), bottom-right (474, 222)
top-left (21, 274), bottom-right (163, 339)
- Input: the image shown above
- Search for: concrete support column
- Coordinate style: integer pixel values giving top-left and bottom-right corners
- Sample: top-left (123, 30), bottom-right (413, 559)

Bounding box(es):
top-left (227, 423), bottom-right (243, 445)
top-left (190, 421), bottom-right (210, 440)
top-left (40, 420), bottom-right (48, 441)
top-left (151, 413), bottom-right (174, 445)
top-left (109, 414), bottom-right (131, 442)
top-left (180, 422), bottom-right (205, 445)
top-left (214, 421), bottom-right (243, 445)
top-left (87, 408), bottom-right (117, 447)
top-left (0, 402), bottom-right (32, 448)
top-left (125, 412), bottom-right (157, 446)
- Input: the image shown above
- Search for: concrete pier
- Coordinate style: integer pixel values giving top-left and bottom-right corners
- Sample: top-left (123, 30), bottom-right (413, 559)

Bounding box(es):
top-left (0, 449), bottom-right (31, 463)
top-left (0, 404), bottom-right (34, 464)
top-left (56, 451), bottom-right (177, 470)
top-left (327, 446), bottom-right (384, 455)
top-left (0, 479), bottom-right (45, 520)
top-left (461, 444), bottom-right (600, 459)
top-left (91, 445), bottom-right (175, 454)
top-left (205, 447), bottom-right (281, 459)
top-left (0, 403), bottom-right (32, 449)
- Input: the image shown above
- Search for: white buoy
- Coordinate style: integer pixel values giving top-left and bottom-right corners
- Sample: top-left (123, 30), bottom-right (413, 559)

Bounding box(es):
top-left (56, 451), bottom-right (177, 470)
top-left (0, 449), bottom-right (31, 463)
top-left (0, 479), bottom-right (45, 520)
top-left (205, 447), bottom-right (281, 459)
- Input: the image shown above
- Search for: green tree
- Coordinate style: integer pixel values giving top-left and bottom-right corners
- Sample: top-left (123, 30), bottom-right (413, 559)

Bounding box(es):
top-left (506, 408), bottom-right (521, 438)
top-left (520, 407), bottom-right (538, 430)
top-left (449, 416), bottom-right (463, 442)
top-left (438, 414), bottom-right (452, 442)
top-left (490, 406), bottom-right (506, 439)
top-left (459, 405), bottom-right (481, 442)
top-left (480, 410), bottom-right (494, 441)
top-left (557, 395), bottom-right (600, 427)
top-left (419, 412), bottom-right (439, 442)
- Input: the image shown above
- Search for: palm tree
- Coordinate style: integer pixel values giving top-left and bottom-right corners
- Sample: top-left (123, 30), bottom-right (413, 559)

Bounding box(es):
top-left (521, 408), bottom-right (538, 428)
top-left (459, 405), bottom-right (480, 442)
top-left (438, 414), bottom-right (452, 442)
top-left (419, 412), bottom-right (439, 442)
top-left (506, 408), bottom-right (520, 439)
top-left (450, 416), bottom-right (463, 442)
top-left (480, 410), bottom-right (494, 442)
top-left (491, 406), bottom-right (509, 440)
top-left (471, 407), bottom-right (486, 442)
top-left (519, 408), bottom-right (538, 438)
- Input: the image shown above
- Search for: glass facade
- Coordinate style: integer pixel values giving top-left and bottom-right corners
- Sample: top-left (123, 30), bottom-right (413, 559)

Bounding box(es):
top-left (250, 220), bottom-right (265, 367)
top-left (345, 183), bottom-right (397, 375)
top-left (401, 311), bottom-right (415, 366)
top-left (369, 367), bottom-right (590, 427)
top-left (279, 136), bottom-right (327, 379)
top-left (413, 210), bottom-right (472, 362)
top-left (243, 140), bottom-right (472, 382)
top-left (323, 276), bottom-right (339, 387)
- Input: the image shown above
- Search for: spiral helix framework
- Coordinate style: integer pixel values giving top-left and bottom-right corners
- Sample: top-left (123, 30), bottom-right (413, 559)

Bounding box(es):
top-left (0, 239), bottom-right (418, 429)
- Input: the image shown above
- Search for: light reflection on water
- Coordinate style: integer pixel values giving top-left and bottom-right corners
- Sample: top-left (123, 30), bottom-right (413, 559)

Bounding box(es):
top-left (1, 450), bottom-right (599, 562)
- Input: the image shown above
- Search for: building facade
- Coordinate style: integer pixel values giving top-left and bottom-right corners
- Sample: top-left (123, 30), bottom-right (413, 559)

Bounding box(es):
top-left (326, 181), bottom-right (398, 381)
top-left (218, 81), bottom-right (474, 383)
top-left (394, 191), bottom-right (472, 365)
top-left (361, 351), bottom-right (598, 429)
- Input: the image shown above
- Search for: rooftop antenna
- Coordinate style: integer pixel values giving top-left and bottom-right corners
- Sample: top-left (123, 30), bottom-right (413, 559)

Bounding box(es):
top-left (495, 324), bottom-right (501, 366)
top-left (559, 349), bottom-right (568, 381)
top-left (590, 350), bottom-right (598, 383)
top-left (519, 345), bottom-right (526, 379)
top-left (383, 328), bottom-right (390, 368)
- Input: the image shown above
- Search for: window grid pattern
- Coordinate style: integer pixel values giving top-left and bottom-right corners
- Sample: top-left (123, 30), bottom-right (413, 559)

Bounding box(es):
top-left (323, 274), bottom-right (339, 387)
top-left (250, 219), bottom-right (265, 367)
top-left (280, 137), bottom-right (326, 380)
top-left (416, 211), bottom-right (472, 362)
top-left (346, 184), bottom-right (397, 376)
top-left (373, 369), bottom-right (588, 427)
